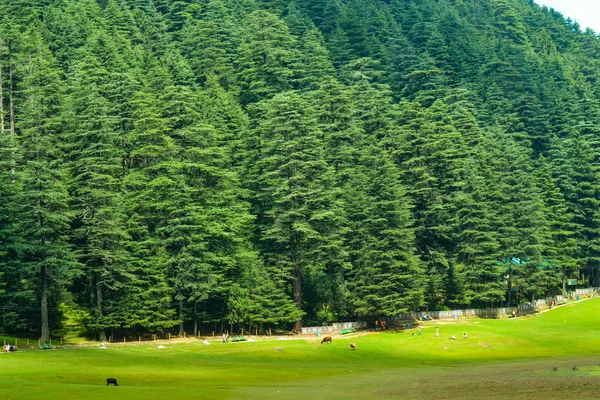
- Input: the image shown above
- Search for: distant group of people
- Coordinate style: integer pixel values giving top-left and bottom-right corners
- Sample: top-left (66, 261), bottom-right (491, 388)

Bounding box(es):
top-left (222, 333), bottom-right (229, 343)
top-left (411, 325), bottom-right (468, 340)
top-left (4, 344), bottom-right (16, 352)
top-left (448, 333), bottom-right (468, 340)
top-left (375, 320), bottom-right (388, 330)
top-left (426, 326), bottom-right (469, 340)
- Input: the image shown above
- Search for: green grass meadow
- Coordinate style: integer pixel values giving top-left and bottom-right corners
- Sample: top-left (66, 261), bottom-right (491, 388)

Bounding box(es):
top-left (3, 299), bottom-right (600, 399)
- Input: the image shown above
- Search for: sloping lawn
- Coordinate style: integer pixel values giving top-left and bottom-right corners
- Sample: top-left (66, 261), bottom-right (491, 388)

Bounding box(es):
top-left (2, 299), bottom-right (600, 399)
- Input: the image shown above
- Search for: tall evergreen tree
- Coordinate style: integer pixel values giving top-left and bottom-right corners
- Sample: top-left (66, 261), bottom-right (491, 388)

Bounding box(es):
top-left (244, 92), bottom-right (345, 331)
top-left (492, 136), bottom-right (550, 305)
top-left (395, 99), bottom-right (465, 309)
top-left (13, 27), bottom-right (79, 342)
top-left (236, 10), bottom-right (298, 104)
top-left (0, 118), bottom-right (22, 332)
top-left (345, 145), bottom-right (423, 317)
top-left (121, 81), bottom-right (179, 332)
top-left (455, 157), bottom-right (503, 307)
top-left (560, 131), bottom-right (600, 286)
top-left (66, 46), bottom-right (129, 341)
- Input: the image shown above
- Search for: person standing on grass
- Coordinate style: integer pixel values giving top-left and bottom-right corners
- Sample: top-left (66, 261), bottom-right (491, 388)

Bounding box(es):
top-left (435, 327), bottom-right (439, 337)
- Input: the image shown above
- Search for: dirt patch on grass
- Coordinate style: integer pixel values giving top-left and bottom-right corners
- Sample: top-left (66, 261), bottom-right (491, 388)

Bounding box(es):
top-left (372, 358), bottom-right (600, 400)
top-left (478, 341), bottom-right (490, 348)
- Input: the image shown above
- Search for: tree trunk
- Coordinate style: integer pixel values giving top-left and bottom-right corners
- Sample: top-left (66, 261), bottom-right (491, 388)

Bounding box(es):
top-left (40, 265), bottom-right (49, 343)
top-left (178, 300), bottom-right (184, 337)
top-left (293, 263), bottom-right (303, 333)
top-left (505, 265), bottom-right (512, 308)
top-left (96, 282), bottom-right (106, 342)
top-left (193, 302), bottom-right (198, 337)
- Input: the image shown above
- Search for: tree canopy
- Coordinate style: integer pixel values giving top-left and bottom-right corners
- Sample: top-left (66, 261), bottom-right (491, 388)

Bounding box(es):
top-left (0, 0), bottom-right (598, 338)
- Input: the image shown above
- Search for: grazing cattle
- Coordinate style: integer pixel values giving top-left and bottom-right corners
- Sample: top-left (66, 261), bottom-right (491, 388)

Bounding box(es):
top-left (106, 378), bottom-right (119, 386)
top-left (349, 342), bottom-right (356, 350)
top-left (321, 336), bottom-right (332, 344)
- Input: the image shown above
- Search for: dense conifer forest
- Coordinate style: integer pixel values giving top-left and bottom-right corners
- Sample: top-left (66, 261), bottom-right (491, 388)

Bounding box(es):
top-left (1, 0), bottom-right (600, 340)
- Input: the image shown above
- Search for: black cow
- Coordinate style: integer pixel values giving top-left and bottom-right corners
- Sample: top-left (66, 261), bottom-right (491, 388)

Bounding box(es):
top-left (106, 378), bottom-right (119, 386)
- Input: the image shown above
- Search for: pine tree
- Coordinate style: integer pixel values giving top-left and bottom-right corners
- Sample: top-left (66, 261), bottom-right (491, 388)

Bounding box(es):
top-left (13, 27), bottom-right (79, 342)
top-left (493, 136), bottom-right (550, 305)
top-left (236, 10), bottom-right (298, 104)
top-left (0, 118), bottom-right (22, 332)
top-left (292, 27), bottom-right (335, 91)
top-left (395, 99), bottom-right (465, 309)
top-left (244, 92), bottom-right (345, 331)
top-left (455, 157), bottom-right (503, 307)
top-left (559, 131), bottom-right (600, 286)
top-left (161, 85), bottom-right (238, 334)
top-left (345, 145), bottom-right (423, 317)
top-left (179, 0), bottom-right (240, 89)
top-left (121, 82), bottom-right (180, 332)
top-left (536, 154), bottom-right (578, 294)
top-left (65, 45), bottom-right (129, 341)
top-left (310, 77), bottom-right (360, 179)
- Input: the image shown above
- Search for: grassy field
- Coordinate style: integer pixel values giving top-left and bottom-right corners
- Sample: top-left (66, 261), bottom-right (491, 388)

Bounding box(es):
top-left (2, 299), bottom-right (600, 400)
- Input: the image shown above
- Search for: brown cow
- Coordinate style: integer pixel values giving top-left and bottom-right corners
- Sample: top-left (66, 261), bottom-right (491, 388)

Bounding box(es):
top-left (349, 342), bottom-right (356, 350)
top-left (321, 336), bottom-right (332, 344)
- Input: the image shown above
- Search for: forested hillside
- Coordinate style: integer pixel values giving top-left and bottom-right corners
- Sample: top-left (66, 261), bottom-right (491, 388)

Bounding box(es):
top-left (1, 0), bottom-right (599, 341)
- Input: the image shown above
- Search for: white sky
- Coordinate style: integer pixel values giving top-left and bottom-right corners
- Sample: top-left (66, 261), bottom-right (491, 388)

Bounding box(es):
top-left (534, 0), bottom-right (600, 33)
